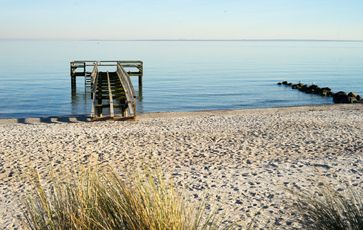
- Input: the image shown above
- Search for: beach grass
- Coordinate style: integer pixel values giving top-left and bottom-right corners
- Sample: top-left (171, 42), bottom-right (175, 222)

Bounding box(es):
top-left (22, 166), bottom-right (230, 230)
top-left (294, 187), bottom-right (363, 230)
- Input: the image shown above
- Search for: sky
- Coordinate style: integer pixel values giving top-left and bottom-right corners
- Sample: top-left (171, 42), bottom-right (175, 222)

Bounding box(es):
top-left (0, 0), bottom-right (363, 40)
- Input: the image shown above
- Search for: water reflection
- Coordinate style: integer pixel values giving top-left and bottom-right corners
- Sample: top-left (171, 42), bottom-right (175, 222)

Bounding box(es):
top-left (71, 80), bottom-right (91, 116)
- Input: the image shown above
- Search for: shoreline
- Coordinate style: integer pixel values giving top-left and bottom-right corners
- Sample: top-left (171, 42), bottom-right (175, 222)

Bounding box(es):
top-left (0, 103), bottom-right (356, 124)
top-left (0, 103), bottom-right (362, 228)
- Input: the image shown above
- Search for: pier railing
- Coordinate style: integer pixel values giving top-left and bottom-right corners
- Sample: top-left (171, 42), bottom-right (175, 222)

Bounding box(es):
top-left (117, 63), bottom-right (136, 117)
top-left (90, 63), bottom-right (99, 118)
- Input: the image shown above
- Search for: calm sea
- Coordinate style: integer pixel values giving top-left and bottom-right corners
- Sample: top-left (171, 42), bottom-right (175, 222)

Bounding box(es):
top-left (0, 40), bottom-right (362, 118)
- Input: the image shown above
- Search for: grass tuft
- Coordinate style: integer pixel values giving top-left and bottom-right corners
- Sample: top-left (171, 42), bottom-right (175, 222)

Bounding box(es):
top-left (23, 166), bottom-right (230, 230)
top-left (294, 187), bottom-right (363, 230)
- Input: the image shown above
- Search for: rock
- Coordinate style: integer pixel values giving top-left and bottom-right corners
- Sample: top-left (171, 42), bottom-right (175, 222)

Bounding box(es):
top-left (334, 91), bottom-right (360, 103)
top-left (305, 84), bottom-right (320, 94)
top-left (320, 87), bottom-right (331, 92)
top-left (348, 96), bottom-right (358, 103)
top-left (320, 90), bottom-right (330, 96)
top-left (250, 192), bottom-right (257, 196)
top-left (278, 82), bottom-right (359, 103)
top-left (235, 199), bottom-right (243, 205)
top-left (310, 84), bottom-right (319, 89)
top-left (286, 220), bottom-right (293, 226)
top-left (275, 217), bottom-right (282, 226)
top-left (298, 84), bottom-right (308, 92)
top-left (297, 83), bottom-right (304, 88)
top-left (333, 91), bottom-right (349, 103)
top-left (8, 171), bottom-right (14, 177)
top-left (319, 87), bottom-right (332, 97)
top-left (348, 92), bottom-right (358, 98)
top-left (269, 162), bottom-right (278, 168)
top-left (348, 92), bottom-right (360, 102)
top-left (291, 83), bottom-right (304, 89)
top-left (311, 163), bottom-right (331, 169)
top-left (304, 85), bottom-right (313, 93)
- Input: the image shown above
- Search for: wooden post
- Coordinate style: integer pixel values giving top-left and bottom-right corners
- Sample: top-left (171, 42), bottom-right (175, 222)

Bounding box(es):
top-left (138, 76), bottom-right (143, 101)
top-left (138, 75), bottom-right (143, 90)
top-left (70, 62), bottom-right (74, 77)
top-left (106, 72), bottom-right (115, 117)
top-left (71, 76), bottom-right (76, 96)
top-left (138, 63), bottom-right (143, 98)
top-left (97, 74), bottom-right (103, 117)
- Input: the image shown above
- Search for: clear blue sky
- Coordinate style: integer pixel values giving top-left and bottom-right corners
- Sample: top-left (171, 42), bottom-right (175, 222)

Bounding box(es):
top-left (1, 0), bottom-right (363, 40)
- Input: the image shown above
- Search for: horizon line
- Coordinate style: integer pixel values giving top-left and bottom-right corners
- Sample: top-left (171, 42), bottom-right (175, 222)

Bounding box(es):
top-left (1, 38), bottom-right (363, 42)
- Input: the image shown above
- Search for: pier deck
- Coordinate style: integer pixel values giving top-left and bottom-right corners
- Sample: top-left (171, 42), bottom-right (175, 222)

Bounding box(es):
top-left (70, 61), bottom-right (143, 121)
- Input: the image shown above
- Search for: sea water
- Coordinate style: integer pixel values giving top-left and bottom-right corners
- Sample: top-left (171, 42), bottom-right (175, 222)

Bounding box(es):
top-left (0, 40), bottom-right (362, 118)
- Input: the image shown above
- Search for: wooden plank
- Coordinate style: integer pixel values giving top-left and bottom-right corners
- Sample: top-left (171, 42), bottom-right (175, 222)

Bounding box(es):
top-left (106, 72), bottom-right (115, 117)
top-left (91, 116), bottom-right (134, 122)
top-left (90, 64), bottom-right (99, 118)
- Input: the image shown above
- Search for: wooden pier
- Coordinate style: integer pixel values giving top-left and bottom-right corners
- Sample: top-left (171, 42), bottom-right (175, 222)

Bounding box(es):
top-left (70, 61), bottom-right (143, 121)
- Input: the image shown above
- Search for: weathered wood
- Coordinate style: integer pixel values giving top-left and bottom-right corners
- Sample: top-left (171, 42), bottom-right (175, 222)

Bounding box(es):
top-left (90, 64), bottom-right (99, 118)
top-left (138, 76), bottom-right (143, 90)
top-left (116, 63), bottom-right (136, 117)
top-left (106, 72), bottom-right (115, 117)
top-left (70, 61), bottom-right (143, 77)
top-left (71, 61), bottom-right (141, 121)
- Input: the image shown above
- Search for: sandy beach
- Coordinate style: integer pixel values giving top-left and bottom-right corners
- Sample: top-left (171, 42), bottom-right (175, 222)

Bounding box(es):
top-left (1, 104), bottom-right (363, 229)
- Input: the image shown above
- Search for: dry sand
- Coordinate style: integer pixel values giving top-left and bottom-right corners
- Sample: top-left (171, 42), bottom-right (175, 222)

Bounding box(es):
top-left (0, 104), bottom-right (363, 229)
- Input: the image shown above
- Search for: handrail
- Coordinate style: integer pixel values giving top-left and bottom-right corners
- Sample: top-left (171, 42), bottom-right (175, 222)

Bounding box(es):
top-left (72, 60), bottom-right (143, 63)
top-left (106, 72), bottom-right (115, 117)
top-left (71, 60), bottom-right (142, 65)
top-left (117, 63), bottom-right (136, 98)
top-left (91, 63), bottom-right (99, 92)
top-left (116, 63), bottom-right (136, 116)
top-left (90, 63), bottom-right (99, 118)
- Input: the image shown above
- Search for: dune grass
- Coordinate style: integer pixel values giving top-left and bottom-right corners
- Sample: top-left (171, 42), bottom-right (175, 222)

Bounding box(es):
top-left (23, 166), bottom-right (229, 230)
top-left (294, 187), bottom-right (363, 230)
